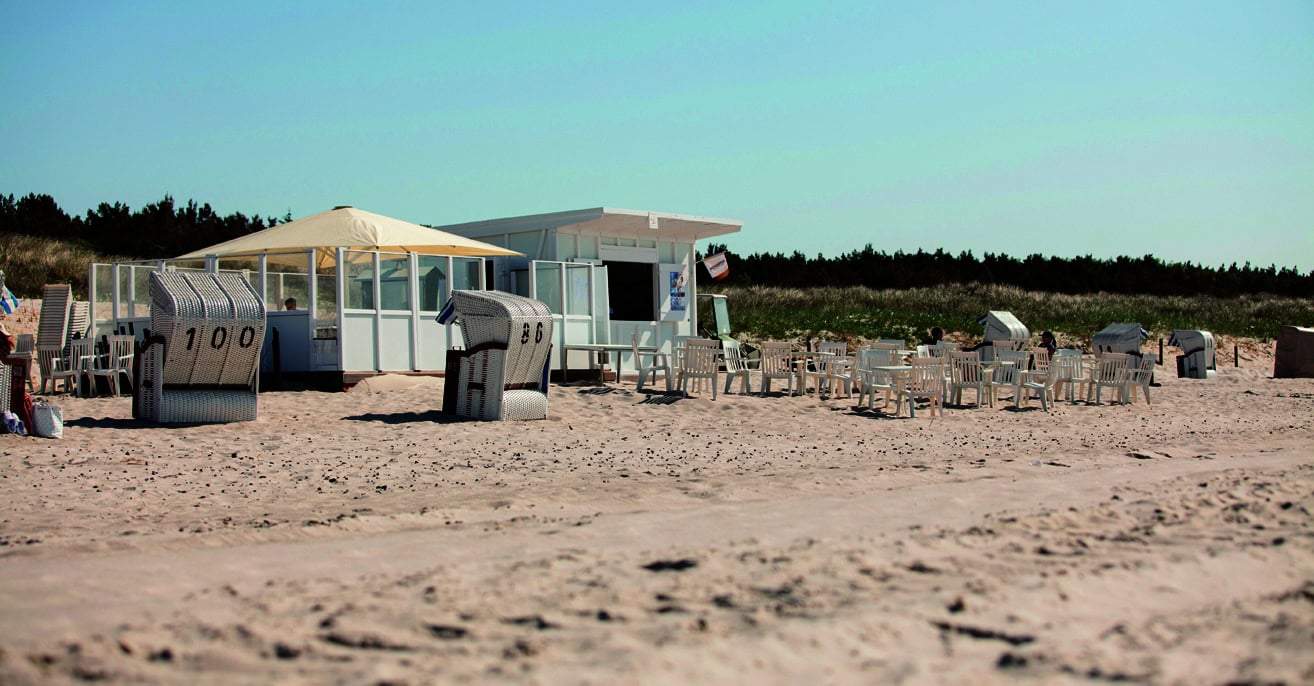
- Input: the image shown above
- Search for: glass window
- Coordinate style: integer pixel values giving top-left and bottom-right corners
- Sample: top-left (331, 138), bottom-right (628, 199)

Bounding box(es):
top-left (418, 256), bottom-right (447, 311)
top-left (604, 261), bottom-right (656, 321)
top-left (315, 273), bottom-right (337, 322)
top-left (132, 265), bottom-right (152, 318)
top-left (344, 251), bottom-right (374, 310)
top-left (266, 272), bottom-right (309, 311)
top-left (565, 264), bottom-right (591, 315)
top-left (452, 257), bottom-right (481, 292)
top-left (534, 263), bottom-right (562, 313)
top-left (92, 264), bottom-right (114, 324)
top-left (378, 255), bottom-right (410, 311)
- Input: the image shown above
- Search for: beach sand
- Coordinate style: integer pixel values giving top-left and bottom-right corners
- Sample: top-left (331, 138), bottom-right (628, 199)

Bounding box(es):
top-left (1, 306), bottom-right (1311, 683)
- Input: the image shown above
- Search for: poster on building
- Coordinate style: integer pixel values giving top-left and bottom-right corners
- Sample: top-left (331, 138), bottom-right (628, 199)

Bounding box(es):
top-left (659, 262), bottom-right (688, 321)
top-left (669, 269), bottom-right (686, 312)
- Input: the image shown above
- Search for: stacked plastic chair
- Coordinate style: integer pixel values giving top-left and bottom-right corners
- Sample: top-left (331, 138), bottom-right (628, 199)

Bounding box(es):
top-left (437, 290), bottom-right (552, 421)
top-left (134, 272), bottom-right (265, 423)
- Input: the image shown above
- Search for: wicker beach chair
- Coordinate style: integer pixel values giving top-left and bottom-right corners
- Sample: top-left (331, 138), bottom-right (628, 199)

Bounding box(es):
top-left (438, 290), bottom-right (553, 421)
top-left (134, 272), bottom-right (266, 423)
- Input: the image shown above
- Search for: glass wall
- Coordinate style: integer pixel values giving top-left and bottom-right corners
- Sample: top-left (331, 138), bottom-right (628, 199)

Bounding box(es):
top-left (452, 257), bottom-right (481, 293)
top-left (378, 254), bottom-right (410, 311)
top-left (344, 251), bottom-right (374, 310)
top-left (534, 263), bottom-right (562, 312)
top-left (565, 263), bottom-right (592, 316)
top-left (418, 256), bottom-right (447, 312)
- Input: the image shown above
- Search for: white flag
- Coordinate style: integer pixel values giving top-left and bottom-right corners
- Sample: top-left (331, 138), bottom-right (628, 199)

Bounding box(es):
top-left (702, 252), bottom-right (729, 280)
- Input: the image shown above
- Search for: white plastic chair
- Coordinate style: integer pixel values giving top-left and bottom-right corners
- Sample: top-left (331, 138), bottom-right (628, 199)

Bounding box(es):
top-left (856, 348), bottom-right (896, 410)
top-left (1127, 354), bottom-right (1156, 404)
top-left (1016, 366), bottom-right (1059, 411)
top-left (812, 341), bottom-right (854, 398)
top-left (988, 349), bottom-right (1029, 404)
top-left (10, 334), bottom-right (34, 392)
top-left (722, 340), bottom-right (758, 395)
top-left (90, 334), bottom-right (135, 396)
top-left (632, 333), bottom-right (671, 393)
top-left (1031, 348), bottom-right (1051, 373)
top-left (897, 357), bottom-right (944, 418)
top-left (1051, 349), bottom-right (1087, 402)
top-left (52, 338), bottom-right (94, 397)
top-left (948, 351), bottom-right (990, 408)
top-left (675, 338), bottom-right (721, 399)
top-left (1088, 352), bottom-right (1130, 404)
top-left (928, 341), bottom-right (957, 358)
top-left (757, 342), bottom-right (796, 396)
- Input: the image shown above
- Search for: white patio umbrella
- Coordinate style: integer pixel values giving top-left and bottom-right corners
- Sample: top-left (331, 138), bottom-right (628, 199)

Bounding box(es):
top-left (176, 205), bottom-right (521, 267)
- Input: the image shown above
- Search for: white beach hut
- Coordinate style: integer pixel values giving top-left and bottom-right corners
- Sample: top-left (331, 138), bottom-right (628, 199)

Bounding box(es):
top-left (976, 310), bottom-right (1030, 360)
top-left (88, 207), bottom-right (518, 386)
top-left (87, 206), bottom-right (740, 385)
top-left (1168, 329), bottom-right (1216, 379)
top-left (1092, 323), bottom-right (1149, 355)
top-left (433, 207), bottom-right (742, 377)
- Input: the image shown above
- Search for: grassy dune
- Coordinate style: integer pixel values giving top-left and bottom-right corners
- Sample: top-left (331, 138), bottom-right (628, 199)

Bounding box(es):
top-left (0, 233), bottom-right (127, 298)
top-left (2, 234), bottom-right (1306, 344)
top-left (706, 284), bottom-right (1313, 344)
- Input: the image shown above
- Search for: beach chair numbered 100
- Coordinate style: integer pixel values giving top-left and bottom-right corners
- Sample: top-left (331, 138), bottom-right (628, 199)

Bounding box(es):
top-left (134, 272), bottom-right (266, 423)
top-left (438, 290), bottom-right (553, 421)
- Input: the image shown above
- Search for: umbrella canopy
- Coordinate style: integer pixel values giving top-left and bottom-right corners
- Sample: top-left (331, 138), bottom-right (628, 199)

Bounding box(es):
top-left (177, 206), bottom-right (521, 267)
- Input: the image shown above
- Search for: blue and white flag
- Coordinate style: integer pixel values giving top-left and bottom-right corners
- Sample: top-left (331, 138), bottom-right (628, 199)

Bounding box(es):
top-left (0, 287), bottom-right (18, 315)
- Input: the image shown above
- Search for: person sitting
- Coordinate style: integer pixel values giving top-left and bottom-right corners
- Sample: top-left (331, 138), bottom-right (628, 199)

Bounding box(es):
top-left (0, 322), bottom-right (34, 433)
top-left (921, 326), bottom-right (944, 346)
top-left (284, 298), bottom-right (297, 311)
top-left (1039, 330), bottom-right (1058, 355)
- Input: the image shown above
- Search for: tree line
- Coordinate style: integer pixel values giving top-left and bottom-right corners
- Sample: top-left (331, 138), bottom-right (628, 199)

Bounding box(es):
top-left (2, 192), bottom-right (1309, 298)
top-left (0, 192), bottom-right (286, 260)
top-left (700, 243), bottom-right (1313, 298)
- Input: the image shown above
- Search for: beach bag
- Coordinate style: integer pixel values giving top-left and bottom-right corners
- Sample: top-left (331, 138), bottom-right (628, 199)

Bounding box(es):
top-left (2, 410), bottom-right (24, 436)
top-left (32, 403), bottom-right (62, 439)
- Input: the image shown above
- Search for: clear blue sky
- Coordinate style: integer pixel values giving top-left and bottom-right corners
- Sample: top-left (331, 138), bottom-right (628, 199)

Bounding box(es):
top-left (3, 1), bottom-right (1311, 270)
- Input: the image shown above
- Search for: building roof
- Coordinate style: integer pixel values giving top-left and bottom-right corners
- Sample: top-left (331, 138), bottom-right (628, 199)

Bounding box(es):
top-left (433, 207), bottom-right (742, 244)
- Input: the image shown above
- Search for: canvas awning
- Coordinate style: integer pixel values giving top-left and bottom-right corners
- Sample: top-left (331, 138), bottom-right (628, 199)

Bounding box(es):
top-left (177, 206), bottom-right (521, 268)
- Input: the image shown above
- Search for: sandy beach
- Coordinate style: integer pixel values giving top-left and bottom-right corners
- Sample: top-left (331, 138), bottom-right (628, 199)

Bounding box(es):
top-left (1, 310), bottom-right (1311, 683)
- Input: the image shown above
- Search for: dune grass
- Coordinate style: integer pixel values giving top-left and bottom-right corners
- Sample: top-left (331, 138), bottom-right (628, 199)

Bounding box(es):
top-left (705, 284), bottom-right (1313, 345)
top-left (2, 235), bottom-right (1306, 345)
top-left (0, 233), bottom-right (127, 298)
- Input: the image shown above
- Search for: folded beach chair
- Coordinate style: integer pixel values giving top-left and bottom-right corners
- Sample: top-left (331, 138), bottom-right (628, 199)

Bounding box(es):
top-left (134, 272), bottom-right (265, 423)
top-left (438, 290), bottom-right (553, 421)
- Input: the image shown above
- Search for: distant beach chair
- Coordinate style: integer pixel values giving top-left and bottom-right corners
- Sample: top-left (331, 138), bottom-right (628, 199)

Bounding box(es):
top-left (897, 356), bottom-right (944, 418)
top-left (811, 341), bottom-right (854, 398)
top-left (438, 290), bottom-right (553, 421)
top-left (11, 334), bottom-right (34, 392)
top-left (722, 339), bottom-right (758, 395)
top-left (632, 332), bottom-right (670, 393)
top-left (90, 334), bottom-right (135, 396)
top-left (675, 338), bottom-right (721, 399)
top-left (856, 347), bottom-right (897, 410)
top-left (1127, 354), bottom-right (1156, 404)
top-left (757, 342), bottom-right (796, 396)
top-left (948, 351), bottom-right (989, 408)
top-left (987, 349), bottom-right (1029, 404)
top-left (1087, 352), bottom-right (1131, 405)
top-left (1016, 365), bottom-right (1059, 411)
top-left (134, 272), bottom-right (266, 423)
top-left (1051, 349), bottom-right (1087, 402)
